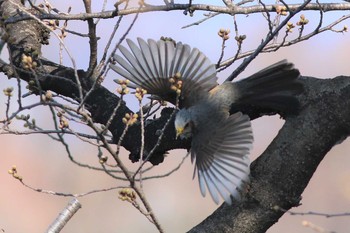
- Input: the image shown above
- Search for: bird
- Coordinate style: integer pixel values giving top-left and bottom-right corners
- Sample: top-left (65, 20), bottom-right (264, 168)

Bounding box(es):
top-left (110, 37), bottom-right (302, 204)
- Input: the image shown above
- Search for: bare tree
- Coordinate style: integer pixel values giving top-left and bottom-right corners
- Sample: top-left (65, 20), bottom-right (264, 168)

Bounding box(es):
top-left (1, 0), bottom-right (350, 232)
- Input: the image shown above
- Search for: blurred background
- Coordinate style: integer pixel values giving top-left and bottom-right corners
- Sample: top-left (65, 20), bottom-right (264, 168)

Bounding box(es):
top-left (1, 1), bottom-right (350, 232)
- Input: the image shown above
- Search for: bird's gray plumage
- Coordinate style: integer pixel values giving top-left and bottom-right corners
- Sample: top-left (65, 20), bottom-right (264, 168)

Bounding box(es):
top-left (112, 38), bottom-right (217, 108)
top-left (110, 38), bottom-right (302, 204)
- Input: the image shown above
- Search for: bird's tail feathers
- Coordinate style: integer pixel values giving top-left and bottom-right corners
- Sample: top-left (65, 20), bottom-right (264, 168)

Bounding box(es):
top-left (235, 60), bottom-right (303, 113)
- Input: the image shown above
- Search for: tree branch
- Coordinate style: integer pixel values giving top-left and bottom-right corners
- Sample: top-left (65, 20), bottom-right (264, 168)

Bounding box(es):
top-left (4, 2), bottom-right (350, 24)
top-left (46, 198), bottom-right (82, 233)
top-left (226, 0), bottom-right (312, 81)
top-left (189, 76), bottom-right (350, 233)
top-left (83, 0), bottom-right (98, 77)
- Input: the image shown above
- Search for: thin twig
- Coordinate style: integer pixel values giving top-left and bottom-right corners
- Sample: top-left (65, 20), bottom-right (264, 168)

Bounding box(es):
top-left (83, 0), bottom-right (98, 77)
top-left (181, 12), bottom-right (220, 29)
top-left (95, 0), bottom-right (108, 25)
top-left (84, 114), bottom-right (165, 233)
top-left (271, 30), bottom-right (289, 52)
top-left (16, 76), bottom-right (22, 109)
top-left (225, 0), bottom-right (312, 81)
top-left (259, 0), bottom-right (273, 34)
top-left (217, 15), bottom-right (242, 71)
top-left (4, 94), bottom-right (11, 122)
top-left (138, 100), bottom-right (145, 188)
top-left (101, 95), bottom-right (123, 134)
top-left (216, 38), bottom-right (227, 68)
top-left (315, 0), bottom-right (324, 32)
top-left (133, 109), bottom-right (177, 179)
top-left (58, 7), bottom-right (71, 65)
top-left (275, 205), bottom-right (350, 218)
top-left (99, 1), bottom-right (130, 65)
top-left (219, 13), bottom-right (350, 67)
top-left (101, 3), bottom-right (141, 79)
top-left (78, 2), bottom-right (138, 110)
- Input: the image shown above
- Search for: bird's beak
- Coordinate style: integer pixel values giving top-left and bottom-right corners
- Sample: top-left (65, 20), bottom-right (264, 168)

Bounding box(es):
top-left (176, 127), bottom-right (184, 139)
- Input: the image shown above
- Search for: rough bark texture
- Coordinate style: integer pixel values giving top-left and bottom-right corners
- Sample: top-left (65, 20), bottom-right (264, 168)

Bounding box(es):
top-left (189, 76), bottom-right (350, 232)
top-left (1, 1), bottom-right (350, 232)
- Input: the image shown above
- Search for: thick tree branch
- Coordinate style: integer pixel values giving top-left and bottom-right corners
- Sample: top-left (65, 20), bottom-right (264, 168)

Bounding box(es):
top-left (189, 76), bottom-right (350, 233)
top-left (4, 2), bottom-right (350, 24)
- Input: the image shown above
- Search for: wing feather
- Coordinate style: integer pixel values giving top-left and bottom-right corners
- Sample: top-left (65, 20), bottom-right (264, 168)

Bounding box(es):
top-left (206, 161), bottom-right (237, 203)
top-left (192, 112), bottom-right (253, 204)
top-left (110, 38), bottom-right (218, 106)
top-left (137, 38), bottom-right (157, 78)
top-left (148, 39), bottom-right (161, 78)
top-left (157, 40), bottom-right (166, 78)
top-left (198, 169), bottom-right (207, 197)
top-left (185, 54), bottom-right (206, 81)
top-left (181, 48), bottom-right (200, 78)
top-left (118, 45), bottom-right (148, 79)
top-left (126, 39), bottom-right (152, 80)
top-left (112, 53), bottom-right (147, 88)
top-left (202, 170), bottom-right (220, 204)
top-left (148, 39), bottom-right (164, 90)
top-left (169, 42), bottom-right (184, 76)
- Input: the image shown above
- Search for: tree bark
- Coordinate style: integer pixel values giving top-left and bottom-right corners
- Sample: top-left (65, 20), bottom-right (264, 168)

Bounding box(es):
top-left (189, 76), bottom-right (350, 232)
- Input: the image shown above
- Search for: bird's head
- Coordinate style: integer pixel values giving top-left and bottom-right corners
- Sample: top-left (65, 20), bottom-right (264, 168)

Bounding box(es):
top-left (174, 109), bottom-right (194, 139)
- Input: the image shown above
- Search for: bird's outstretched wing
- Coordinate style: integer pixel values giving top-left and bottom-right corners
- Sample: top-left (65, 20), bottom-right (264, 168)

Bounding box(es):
top-left (191, 112), bottom-right (253, 204)
top-left (110, 38), bottom-right (218, 107)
